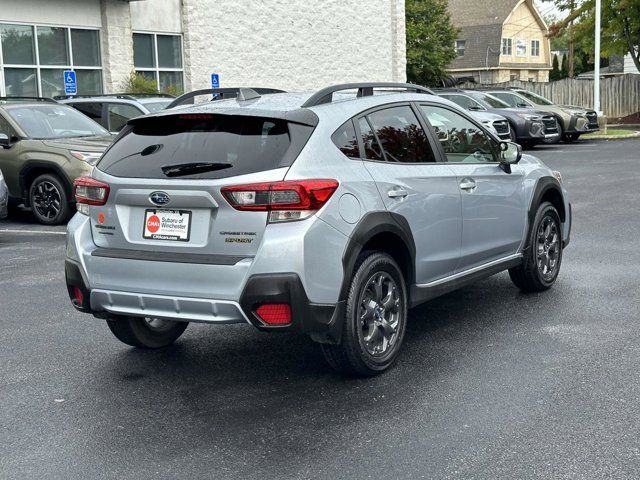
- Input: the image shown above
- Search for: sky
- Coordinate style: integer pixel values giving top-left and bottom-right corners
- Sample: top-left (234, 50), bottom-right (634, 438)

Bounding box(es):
top-left (534, 1), bottom-right (567, 21)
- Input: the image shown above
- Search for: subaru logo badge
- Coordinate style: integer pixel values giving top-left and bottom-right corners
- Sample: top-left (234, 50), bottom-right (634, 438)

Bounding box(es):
top-left (149, 191), bottom-right (170, 206)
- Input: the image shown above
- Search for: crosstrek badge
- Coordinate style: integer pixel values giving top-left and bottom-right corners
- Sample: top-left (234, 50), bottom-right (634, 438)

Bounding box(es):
top-left (143, 209), bottom-right (192, 242)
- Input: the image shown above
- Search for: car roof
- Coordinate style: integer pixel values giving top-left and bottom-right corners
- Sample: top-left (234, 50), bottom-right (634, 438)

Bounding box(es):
top-left (153, 90), bottom-right (449, 128)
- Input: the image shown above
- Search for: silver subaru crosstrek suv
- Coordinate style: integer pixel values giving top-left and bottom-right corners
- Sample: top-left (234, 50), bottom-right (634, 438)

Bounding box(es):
top-left (65, 83), bottom-right (571, 376)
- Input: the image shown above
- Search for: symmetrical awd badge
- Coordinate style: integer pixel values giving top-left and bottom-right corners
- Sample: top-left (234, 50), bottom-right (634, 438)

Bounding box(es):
top-left (149, 191), bottom-right (171, 206)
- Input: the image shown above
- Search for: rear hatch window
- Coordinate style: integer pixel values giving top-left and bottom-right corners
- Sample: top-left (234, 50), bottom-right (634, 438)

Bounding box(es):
top-left (97, 114), bottom-right (305, 179)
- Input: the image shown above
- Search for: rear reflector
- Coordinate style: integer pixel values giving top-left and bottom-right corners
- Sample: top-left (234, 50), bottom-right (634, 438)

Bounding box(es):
top-left (221, 179), bottom-right (338, 222)
top-left (72, 286), bottom-right (84, 306)
top-left (255, 303), bottom-right (292, 325)
top-left (74, 176), bottom-right (110, 206)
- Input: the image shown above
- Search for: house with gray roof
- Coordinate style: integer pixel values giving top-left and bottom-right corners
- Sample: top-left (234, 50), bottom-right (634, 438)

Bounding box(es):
top-left (447, 0), bottom-right (552, 84)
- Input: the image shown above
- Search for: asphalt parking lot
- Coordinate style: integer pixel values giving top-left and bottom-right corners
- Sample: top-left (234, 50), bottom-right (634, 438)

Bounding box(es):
top-left (1, 138), bottom-right (639, 479)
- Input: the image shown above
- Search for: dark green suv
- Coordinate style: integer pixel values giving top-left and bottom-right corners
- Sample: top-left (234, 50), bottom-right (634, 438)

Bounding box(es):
top-left (0, 97), bottom-right (113, 224)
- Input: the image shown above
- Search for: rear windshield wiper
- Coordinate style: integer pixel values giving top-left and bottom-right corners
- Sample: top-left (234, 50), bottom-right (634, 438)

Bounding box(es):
top-left (161, 162), bottom-right (232, 177)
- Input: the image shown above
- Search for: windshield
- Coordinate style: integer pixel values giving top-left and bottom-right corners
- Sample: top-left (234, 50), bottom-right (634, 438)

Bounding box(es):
top-left (6, 104), bottom-right (108, 139)
top-left (142, 100), bottom-right (172, 113)
top-left (516, 90), bottom-right (554, 105)
top-left (468, 92), bottom-right (511, 109)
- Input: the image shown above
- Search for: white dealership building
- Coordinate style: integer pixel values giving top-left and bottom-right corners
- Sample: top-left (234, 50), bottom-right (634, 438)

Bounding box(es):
top-left (0, 0), bottom-right (407, 97)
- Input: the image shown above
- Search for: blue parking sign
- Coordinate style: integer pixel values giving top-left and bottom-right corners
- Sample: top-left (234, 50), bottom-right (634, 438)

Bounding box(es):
top-left (64, 70), bottom-right (77, 95)
top-left (211, 73), bottom-right (220, 89)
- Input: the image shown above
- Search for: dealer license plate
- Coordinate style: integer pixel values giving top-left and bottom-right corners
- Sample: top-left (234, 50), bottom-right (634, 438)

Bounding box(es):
top-left (143, 209), bottom-right (192, 242)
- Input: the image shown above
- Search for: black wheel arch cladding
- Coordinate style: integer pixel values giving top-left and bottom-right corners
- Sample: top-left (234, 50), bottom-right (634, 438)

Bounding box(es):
top-left (339, 211), bottom-right (416, 303)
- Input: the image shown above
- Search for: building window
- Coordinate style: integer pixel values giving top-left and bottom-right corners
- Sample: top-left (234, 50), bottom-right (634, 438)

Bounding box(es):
top-left (531, 40), bottom-right (540, 57)
top-left (133, 33), bottom-right (184, 94)
top-left (0, 23), bottom-right (102, 97)
top-left (502, 38), bottom-right (512, 55)
top-left (455, 40), bottom-right (466, 57)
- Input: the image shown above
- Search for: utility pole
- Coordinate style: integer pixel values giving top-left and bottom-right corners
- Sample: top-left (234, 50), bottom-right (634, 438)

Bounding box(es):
top-left (594, 0), bottom-right (601, 113)
top-left (568, 0), bottom-right (575, 78)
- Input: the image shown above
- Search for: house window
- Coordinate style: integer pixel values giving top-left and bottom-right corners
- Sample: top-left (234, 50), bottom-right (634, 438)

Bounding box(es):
top-left (531, 40), bottom-right (540, 57)
top-left (455, 40), bottom-right (466, 57)
top-left (502, 38), bottom-right (512, 55)
top-left (0, 23), bottom-right (102, 97)
top-left (133, 32), bottom-right (184, 94)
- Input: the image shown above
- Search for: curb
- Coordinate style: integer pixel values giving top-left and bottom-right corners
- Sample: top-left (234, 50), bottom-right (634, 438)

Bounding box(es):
top-left (586, 131), bottom-right (640, 140)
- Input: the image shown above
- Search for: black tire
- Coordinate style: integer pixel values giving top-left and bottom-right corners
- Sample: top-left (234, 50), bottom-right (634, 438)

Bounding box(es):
top-left (509, 202), bottom-right (563, 292)
top-left (28, 173), bottom-right (71, 225)
top-left (563, 132), bottom-right (580, 143)
top-left (106, 316), bottom-right (188, 349)
top-left (509, 125), bottom-right (518, 143)
top-left (321, 252), bottom-right (408, 376)
top-left (521, 139), bottom-right (537, 150)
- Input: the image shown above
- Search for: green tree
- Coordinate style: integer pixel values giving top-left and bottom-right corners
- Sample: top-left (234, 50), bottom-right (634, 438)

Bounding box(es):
top-left (406, 0), bottom-right (459, 86)
top-left (550, 54), bottom-right (561, 80)
top-left (560, 55), bottom-right (569, 78)
top-left (546, 0), bottom-right (640, 73)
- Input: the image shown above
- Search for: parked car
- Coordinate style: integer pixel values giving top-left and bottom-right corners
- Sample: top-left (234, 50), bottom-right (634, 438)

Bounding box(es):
top-left (463, 109), bottom-right (512, 141)
top-left (479, 88), bottom-right (599, 143)
top-left (65, 83), bottom-right (571, 376)
top-left (0, 168), bottom-right (8, 220)
top-left (0, 97), bottom-right (112, 224)
top-left (58, 94), bottom-right (175, 133)
top-left (436, 89), bottom-right (561, 147)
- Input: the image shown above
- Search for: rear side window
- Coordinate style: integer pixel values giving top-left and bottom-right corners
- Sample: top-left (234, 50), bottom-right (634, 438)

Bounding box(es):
top-left (489, 92), bottom-right (521, 108)
top-left (72, 102), bottom-right (102, 123)
top-left (331, 120), bottom-right (359, 158)
top-left (108, 103), bottom-right (143, 132)
top-left (366, 106), bottom-right (436, 163)
top-left (98, 114), bottom-right (297, 179)
top-left (358, 117), bottom-right (384, 161)
top-left (442, 94), bottom-right (482, 110)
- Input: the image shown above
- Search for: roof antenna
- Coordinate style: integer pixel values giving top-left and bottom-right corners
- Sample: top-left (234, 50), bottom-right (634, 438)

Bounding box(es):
top-left (237, 88), bottom-right (261, 101)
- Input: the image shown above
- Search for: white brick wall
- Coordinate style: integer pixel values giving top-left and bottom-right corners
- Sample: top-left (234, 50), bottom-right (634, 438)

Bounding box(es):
top-left (181, 0), bottom-right (407, 91)
top-left (100, 0), bottom-right (134, 92)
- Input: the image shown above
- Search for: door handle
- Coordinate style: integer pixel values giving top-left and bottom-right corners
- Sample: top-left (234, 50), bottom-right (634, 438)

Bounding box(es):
top-left (387, 188), bottom-right (408, 199)
top-left (459, 178), bottom-right (477, 192)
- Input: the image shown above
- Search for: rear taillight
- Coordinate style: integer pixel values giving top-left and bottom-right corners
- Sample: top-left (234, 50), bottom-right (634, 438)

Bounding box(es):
top-left (221, 179), bottom-right (338, 223)
top-left (74, 176), bottom-right (110, 215)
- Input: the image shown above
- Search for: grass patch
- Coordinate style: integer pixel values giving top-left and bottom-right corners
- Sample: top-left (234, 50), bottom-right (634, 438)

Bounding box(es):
top-left (587, 129), bottom-right (640, 139)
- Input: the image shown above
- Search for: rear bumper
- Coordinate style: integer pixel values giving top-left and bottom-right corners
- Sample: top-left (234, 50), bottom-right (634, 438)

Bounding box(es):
top-left (65, 258), bottom-right (344, 342)
top-left (65, 213), bottom-right (348, 343)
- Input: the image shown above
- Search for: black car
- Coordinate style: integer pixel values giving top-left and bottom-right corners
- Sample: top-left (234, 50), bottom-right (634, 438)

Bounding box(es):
top-left (436, 89), bottom-right (561, 147)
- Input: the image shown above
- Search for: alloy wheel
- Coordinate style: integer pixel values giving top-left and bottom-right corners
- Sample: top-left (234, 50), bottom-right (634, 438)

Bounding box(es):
top-left (358, 272), bottom-right (402, 356)
top-left (32, 180), bottom-right (62, 220)
top-left (536, 216), bottom-right (560, 280)
top-left (143, 317), bottom-right (176, 333)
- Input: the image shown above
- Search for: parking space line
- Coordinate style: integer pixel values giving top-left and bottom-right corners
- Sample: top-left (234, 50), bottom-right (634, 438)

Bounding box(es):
top-left (0, 229), bottom-right (66, 235)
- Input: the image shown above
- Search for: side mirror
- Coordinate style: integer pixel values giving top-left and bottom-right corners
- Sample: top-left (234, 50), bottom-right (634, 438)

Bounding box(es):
top-left (499, 141), bottom-right (522, 173)
top-left (0, 133), bottom-right (10, 147)
top-left (517, 103), bottom-right (529, 108)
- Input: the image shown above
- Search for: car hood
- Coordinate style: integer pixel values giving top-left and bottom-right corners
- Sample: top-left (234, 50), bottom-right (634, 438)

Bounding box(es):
top-left (468, 111), bottom-right (506, 122)
top-left (486, 108), bottom-right (550, 119)
top-left (42, 135), bottom-right (114, 152)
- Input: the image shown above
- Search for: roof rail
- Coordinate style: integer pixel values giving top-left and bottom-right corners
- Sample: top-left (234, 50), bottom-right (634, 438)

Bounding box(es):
top-left (53, 93), bottom-right (175, 101)
top-left (166, 88), bottom-right (286, 109)
top-left (54, 94), bottom-right (137, 101)
top-left (0, 96), bottom-right (57, 103)
top-left (301, 82), bottom-right (435, 108)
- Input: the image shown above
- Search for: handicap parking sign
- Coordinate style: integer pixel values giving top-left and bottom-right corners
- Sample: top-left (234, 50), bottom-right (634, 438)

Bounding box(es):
top-left (64, 70), bottom-right (77, 95)
top-left (211, 73), bottom-right (220, 89)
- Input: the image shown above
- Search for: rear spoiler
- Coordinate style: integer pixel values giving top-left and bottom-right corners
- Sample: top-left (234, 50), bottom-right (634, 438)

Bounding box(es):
top-left (166, 88), bottom-right (285, 109)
